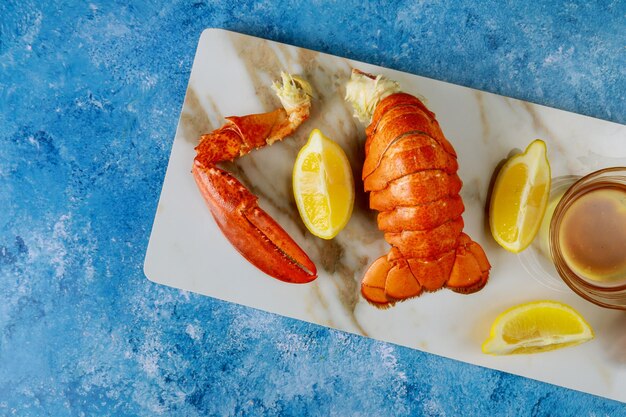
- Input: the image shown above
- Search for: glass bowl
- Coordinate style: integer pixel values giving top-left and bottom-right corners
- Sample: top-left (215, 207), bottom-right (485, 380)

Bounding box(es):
top-left (549, 167), bottom-right (626, 310)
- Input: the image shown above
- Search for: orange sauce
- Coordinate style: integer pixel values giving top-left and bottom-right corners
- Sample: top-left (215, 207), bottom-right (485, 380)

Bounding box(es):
top-left (558, 185), bottom-right (626, 285)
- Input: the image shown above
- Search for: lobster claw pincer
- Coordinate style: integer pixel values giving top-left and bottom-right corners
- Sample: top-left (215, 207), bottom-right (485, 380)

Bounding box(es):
top-left (193, 160), bottom-right (317, 283)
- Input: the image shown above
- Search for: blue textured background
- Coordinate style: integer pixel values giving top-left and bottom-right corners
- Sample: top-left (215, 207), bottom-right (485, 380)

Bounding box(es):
top-left (1, 1), bottom-right (625, 415)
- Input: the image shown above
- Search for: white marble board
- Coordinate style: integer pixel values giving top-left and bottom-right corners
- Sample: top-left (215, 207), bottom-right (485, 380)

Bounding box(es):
top-left (144, 29), bottom-right (626, 403)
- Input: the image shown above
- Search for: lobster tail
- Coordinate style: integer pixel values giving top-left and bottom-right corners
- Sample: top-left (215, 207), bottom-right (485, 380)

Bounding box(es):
top-left (354, 84), bottom-right (491, 306)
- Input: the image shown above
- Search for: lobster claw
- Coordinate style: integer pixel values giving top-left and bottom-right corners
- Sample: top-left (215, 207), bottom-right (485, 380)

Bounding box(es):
top-left (193, 160), bottom-right (317, 284)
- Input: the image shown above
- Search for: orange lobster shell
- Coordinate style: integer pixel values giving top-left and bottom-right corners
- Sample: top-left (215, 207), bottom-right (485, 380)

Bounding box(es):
top-left (361, 92), bottom-right (491, 306)
top-left (192, 74), bottom-right (317, 284)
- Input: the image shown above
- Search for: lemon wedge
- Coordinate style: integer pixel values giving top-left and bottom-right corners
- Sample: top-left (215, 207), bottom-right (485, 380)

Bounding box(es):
top-left (489, 139), bottom-right (551, 253)
top-left (293, 129), bottom-right (355, 239)
top-left (482, 300), bottom-right (594, 355)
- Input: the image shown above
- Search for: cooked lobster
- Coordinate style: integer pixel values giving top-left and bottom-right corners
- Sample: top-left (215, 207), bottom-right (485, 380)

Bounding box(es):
top-left (346, 69), bottom-right (491, 306)
top-left (192, 73), bottom-right (317, 283)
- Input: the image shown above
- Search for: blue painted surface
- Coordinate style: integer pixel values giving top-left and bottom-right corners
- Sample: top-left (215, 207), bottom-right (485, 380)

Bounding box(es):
top-left (1, 1), bottom-right (625, 415)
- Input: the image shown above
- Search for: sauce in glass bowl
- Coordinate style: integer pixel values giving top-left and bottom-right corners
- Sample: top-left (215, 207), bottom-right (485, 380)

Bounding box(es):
top-left (558, 186), bottom-right (626, 285)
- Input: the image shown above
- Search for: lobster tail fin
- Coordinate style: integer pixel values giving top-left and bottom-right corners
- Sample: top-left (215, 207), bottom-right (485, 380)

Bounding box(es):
top-left (361, 255), bottom-right (394, 306)
top-left (361, 234), bottom-right (490, 305)
top-left (361, 254), bottom-right (426, 307)
top-left (446, 233), bottom-right (491, 293)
